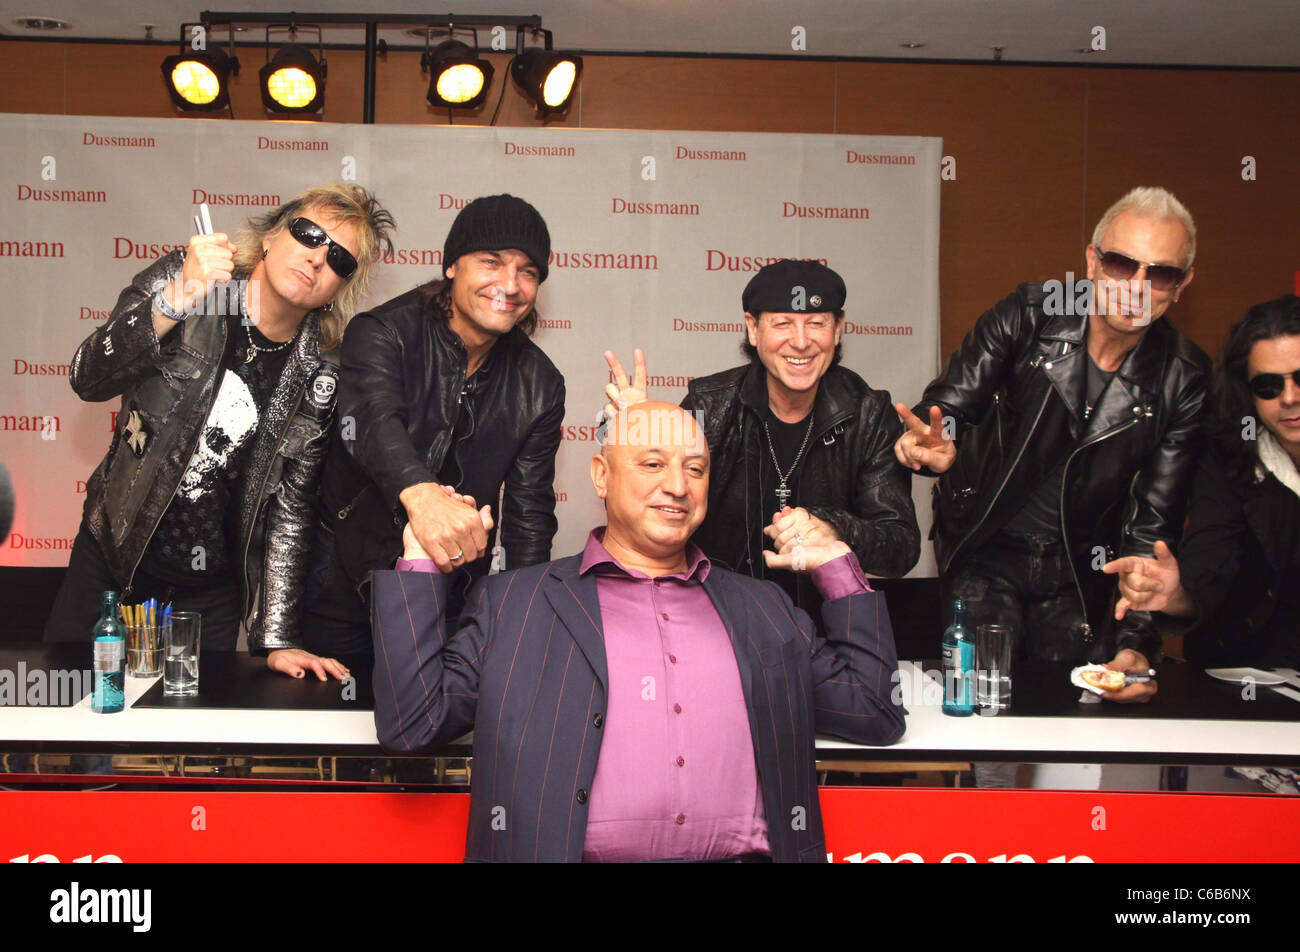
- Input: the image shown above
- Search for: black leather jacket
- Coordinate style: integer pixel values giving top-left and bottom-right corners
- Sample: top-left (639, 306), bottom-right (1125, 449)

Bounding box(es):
top-left (918, 283), bottom-right (1210, 660)
top-left (70, 251), bottom-right (339, 653)
top-left (318, 287), bottom-right (565, 599)
top-left (1180, 445), bottom-right (1300, 668)
top-left (683, 362), bottom-right (920, 611)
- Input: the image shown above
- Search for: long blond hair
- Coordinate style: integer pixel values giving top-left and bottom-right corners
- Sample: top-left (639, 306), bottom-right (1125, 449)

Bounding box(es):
top-left (233, 184), bottom-right (395, 350)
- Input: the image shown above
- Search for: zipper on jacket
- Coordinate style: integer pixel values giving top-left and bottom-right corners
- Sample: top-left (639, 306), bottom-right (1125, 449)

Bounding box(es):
top-left (943, 377), bottom-right (1052, 574)
top-left (337, 485), bottom-right (368, 520)
top-left (1057, 413), bottom-right (1143, 643)
top-left (442, 380), bottom-right (478, 492)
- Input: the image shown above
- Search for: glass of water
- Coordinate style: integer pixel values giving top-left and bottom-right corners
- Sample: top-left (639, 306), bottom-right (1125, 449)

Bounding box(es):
top-left (975, 623), bottom-right (1013, 715)
top-left (163, 612), bottom-right (201, 698)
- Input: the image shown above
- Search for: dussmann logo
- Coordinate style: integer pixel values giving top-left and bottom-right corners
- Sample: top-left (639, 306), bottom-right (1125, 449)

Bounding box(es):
top-left (381, 246), bottom-right (442, 266)
top-left (606, 370), bottom-right (695, 387)
top-left (6, 533), bottom-right (74, 550)
top-left (672, 319), bottom-right (744, 334)
top-left (705, 251), bottom-right (829, 272)
top-left (16, 185), bottom-right (108, 203)
top-left (192, 188), bottom-right (281, 207)
top-left (504, 142), bottom-right (575, 157)
top-left (80, 306), bottom-right (109, 321)
top-left (439, 193), bottom-right (472, 210)
top-left (675, 146), bottom-right (746, 161)
top-left (548, 249), bottom-right (658, 270)
top-left (846, 150), bottom-right (917, 166)
top-left (83, 132), bottom-right (156, 148)
top-left (783, 201), bottom-right (868, 220)
top-left (0, 412), bottom-right (60, 433)
top-left (611, 199), bottom-right (700, 216)
top-left (843, 320), bottom-right (912, 337)
top-left (257, 136), bottom-right (328, 151)
top-left (114, 237), bottom-right (186, 259)
top-left (13, 359), bottom-right (71, 376)
top-left (0, 238), bottom-right (65, 258)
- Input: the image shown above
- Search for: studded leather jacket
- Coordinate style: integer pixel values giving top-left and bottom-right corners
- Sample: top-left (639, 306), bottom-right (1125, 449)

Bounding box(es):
top-left (916, 283), bottom-right (1210, 661)
top-left (70, 251), bottom-right (339, 653)
top-left (682, 362), bottom-right (921, 613)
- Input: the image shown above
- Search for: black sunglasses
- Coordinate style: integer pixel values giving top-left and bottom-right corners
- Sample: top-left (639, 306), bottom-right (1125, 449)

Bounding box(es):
top-left (287, 217), bottom-right (358, 280)
top-left (1248, 369), bottom-right (1300, 400)
top-left (1096, 248), bottom-right (1187, 292)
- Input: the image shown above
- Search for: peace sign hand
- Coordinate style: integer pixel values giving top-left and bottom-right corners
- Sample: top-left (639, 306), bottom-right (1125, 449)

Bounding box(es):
top-left (893, 404), bottom-right (957, 473)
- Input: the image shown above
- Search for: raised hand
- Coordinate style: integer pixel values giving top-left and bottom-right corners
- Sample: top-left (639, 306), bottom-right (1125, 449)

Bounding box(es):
top-left (175, 232), bottom-right (238, 313)
top-left (1102, 540), bottom-right (1190, 620)
top-left (893, 403), bottom-right (957, 473)
top-left (603, 348), bottom-right (648, 421)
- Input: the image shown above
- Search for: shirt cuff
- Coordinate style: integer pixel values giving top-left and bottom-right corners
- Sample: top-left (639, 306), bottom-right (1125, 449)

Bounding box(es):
top-left (811, 551), bottom-right (874, 600)
top-left (396, 557), bottom-right (438, 573)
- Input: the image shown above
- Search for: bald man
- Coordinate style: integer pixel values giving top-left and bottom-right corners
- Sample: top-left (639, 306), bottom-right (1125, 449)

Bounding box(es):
top-left (370, 401), bottom-right (904, 862)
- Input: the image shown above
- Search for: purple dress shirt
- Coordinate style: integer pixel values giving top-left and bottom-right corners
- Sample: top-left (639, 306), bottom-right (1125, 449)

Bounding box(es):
top-left (397, 529), bottom-right (872, 862)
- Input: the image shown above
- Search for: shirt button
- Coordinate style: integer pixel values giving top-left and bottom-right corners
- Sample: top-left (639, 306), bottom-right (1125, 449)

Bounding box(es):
top-left (676, 756), bottom-right (685, 767)
top-left (673, 703), bottom-right (682, 714)
top-left (669, 655), bottom-right (677, 664)
top-left (675, 814), bottom-right (686, 825)
top-left (661, 612), bottom-right (669, 620)
top-left (592, 713), bottom-right (603, 728)
top-left (576, 789), bottom-right (588, 804)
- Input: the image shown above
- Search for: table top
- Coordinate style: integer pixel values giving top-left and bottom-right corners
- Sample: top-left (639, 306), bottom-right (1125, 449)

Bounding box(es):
top-left (3, 647), bottom-right (1297, 764)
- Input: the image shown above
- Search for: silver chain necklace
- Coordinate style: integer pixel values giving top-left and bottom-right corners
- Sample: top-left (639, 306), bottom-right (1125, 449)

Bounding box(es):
top-left (241, 282), bottom-right (292, 363)
top-left (243, 324), bottom-right (292, 363)
top-left (763, 413), bottom-right (816, 507)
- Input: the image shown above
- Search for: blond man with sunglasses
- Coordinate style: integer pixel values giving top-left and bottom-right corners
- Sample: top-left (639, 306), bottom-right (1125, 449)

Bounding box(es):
top-left (893, 186), bottom-right (1209, 700)
top-left (45, 184), bottom-right (394, 682)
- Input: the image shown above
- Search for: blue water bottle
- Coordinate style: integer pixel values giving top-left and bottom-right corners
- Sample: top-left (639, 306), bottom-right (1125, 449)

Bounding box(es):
top-left (941, 598), bottom-right (974, 716)
top-left (91, 591), bottom-right (126, 714)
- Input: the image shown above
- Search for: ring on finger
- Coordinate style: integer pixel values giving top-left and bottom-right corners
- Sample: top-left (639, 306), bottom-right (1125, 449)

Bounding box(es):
top-left (450, 549), bottom-right (464, 562)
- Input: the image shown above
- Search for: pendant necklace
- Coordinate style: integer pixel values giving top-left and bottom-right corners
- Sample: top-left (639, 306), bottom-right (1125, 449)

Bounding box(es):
top-left (763, 413), bottom-right (816, 507)
top-left (241, 282), bottom-right (292, 363)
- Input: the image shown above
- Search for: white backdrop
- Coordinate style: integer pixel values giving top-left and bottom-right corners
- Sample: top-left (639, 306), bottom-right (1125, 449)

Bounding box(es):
top-left (0, 114), bottom-right (941, 575)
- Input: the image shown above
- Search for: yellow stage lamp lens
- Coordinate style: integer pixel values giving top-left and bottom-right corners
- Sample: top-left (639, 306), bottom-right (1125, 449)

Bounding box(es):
top-left (436, 64), bottom-right (486, 104)
top-left (171, 61), bottom-right (220, 105)
top-left (266, 67), bottom-right (318, 109)
top-left (542, 61), bottom-right (577, 108)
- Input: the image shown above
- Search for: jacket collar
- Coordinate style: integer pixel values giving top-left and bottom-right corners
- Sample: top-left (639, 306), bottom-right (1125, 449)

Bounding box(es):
top-left (1037, 313), bottom-right (1170, 437)
top-left (738, 360), bottom-right (854, 439)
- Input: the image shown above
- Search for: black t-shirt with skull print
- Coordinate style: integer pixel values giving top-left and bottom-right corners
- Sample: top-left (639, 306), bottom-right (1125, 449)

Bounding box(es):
top-left (139, 315), bottom-right (295, 585)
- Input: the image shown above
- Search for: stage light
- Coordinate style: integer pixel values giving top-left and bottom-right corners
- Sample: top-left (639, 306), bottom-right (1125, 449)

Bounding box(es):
top-left (423, 39), bottom-right (494, 109)
top-left (161, 44), bottom-right (237, 112)
top-left (511, 47), bottom-right (582, 116)
top-left (260, 43), bottom-right (326, 113)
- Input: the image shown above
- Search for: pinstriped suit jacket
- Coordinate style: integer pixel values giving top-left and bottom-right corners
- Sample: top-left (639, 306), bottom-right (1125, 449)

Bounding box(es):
top-left (371, 551), bottom-right (905, 862)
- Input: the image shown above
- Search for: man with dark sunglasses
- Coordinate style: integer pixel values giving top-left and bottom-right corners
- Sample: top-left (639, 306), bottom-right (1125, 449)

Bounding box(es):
top-left (1104, 295), bottom-right (1300, 670)
top-left (45, 185), bottom-right (395, 682)
top-left (303, 194), bottom-right (565, 656)
top-left (893, 186), bottom-right (1210, 699)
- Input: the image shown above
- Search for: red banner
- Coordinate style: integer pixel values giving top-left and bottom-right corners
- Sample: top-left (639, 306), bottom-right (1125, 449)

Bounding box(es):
top-left (2, 787), bottom-right (1296, 862)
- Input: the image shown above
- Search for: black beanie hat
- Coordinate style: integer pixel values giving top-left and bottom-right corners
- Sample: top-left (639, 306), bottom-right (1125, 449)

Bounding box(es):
top-left (442, 194), bottom-right (551, 282)
top-left (741, 259), bottom-right (846, 315)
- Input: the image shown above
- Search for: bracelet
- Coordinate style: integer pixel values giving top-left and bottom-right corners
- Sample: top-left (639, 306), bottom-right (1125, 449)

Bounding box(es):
top-left (152, 287), bottom-right (189, 322)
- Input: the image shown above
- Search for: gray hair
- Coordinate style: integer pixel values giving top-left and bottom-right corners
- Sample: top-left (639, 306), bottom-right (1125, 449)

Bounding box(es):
top-left (1091, 186), bottom-right (1197, 269)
